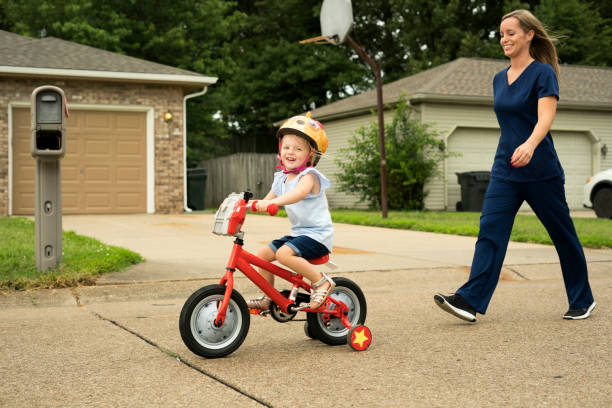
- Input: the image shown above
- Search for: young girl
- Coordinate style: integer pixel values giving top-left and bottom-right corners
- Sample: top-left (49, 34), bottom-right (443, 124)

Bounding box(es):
top-left (248, 112), bottom-right (335, 311)
top-left (434, 9), bottom-right (595, 322)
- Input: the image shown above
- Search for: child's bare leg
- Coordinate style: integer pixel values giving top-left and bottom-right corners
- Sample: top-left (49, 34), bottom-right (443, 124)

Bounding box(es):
top-left (257, 245), bottom-right (276, 286)
top-left (247, 246), bottom-right (276, 310)
top-left (275, 245), bottom-right (334, 309)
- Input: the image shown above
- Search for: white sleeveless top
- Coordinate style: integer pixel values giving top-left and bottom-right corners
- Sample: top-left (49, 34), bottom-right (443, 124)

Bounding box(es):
top-left (271, 168), bottom-right (333, 252)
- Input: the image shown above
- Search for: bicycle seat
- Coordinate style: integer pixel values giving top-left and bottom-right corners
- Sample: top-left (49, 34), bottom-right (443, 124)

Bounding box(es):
top-left (308, 254), bottom-right (329, 265)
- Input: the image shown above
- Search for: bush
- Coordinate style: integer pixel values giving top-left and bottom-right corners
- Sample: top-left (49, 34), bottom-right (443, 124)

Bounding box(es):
top-left (335, 96), bottom-right (454, 209)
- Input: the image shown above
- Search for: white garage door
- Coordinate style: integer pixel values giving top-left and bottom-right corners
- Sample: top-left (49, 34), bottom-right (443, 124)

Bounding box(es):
top-left (446, 127), bottom-right (591, 210)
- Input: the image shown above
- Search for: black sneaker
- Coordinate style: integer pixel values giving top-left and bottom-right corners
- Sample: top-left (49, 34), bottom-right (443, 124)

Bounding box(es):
top-left (434, 293), bottom-right (477, 322)
top-left (563, 302), bottom-right (596, 320)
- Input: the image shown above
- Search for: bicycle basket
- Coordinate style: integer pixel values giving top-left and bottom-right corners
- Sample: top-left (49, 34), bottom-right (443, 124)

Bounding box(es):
top-left (212, 193), bottom-right (245, 236)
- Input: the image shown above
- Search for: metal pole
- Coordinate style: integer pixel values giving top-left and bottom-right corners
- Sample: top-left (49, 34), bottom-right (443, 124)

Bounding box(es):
top-left (344, 34), bottom-right (388, 218)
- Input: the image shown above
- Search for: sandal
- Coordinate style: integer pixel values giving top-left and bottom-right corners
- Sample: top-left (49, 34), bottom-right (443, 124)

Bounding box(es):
top-left (247, 296), bottom-right (271, 312)
top-left (309, 272), bottom-right (336, 309)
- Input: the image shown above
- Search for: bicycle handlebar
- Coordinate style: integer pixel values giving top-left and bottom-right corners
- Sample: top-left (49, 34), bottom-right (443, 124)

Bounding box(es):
top-left (250, 200), bottom-right (278, 216)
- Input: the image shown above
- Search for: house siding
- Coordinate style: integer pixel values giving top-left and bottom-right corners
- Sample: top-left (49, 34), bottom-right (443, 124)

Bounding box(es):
top-left (418, 102), bottom-right (610, 210)
top-left (318, 101), bottom-right (611, 211)
top-left (317, 111), bottom-right (398, 209)
top-left (419, 103), bottom-right (499, 210)
top-left (1, 77), bottom-right (185, 215)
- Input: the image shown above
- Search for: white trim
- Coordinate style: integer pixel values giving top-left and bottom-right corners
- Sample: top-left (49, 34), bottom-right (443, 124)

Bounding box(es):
top-left (182, 87), bottom-right (209, 212)
top-left (7, 102), bottom-right (155, 214)
top-left (0, 65), bottom-right (217, 86)
top-left (146, 108), bottom-right (155, 213)
top-left (7, 103), bottom-right (15, 215)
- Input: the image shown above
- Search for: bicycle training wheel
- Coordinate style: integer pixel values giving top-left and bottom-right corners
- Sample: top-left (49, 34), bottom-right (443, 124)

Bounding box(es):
top-left (306, 277), bottom-right (367, 345)
top-left (179, 284), bottom-right (250, 358)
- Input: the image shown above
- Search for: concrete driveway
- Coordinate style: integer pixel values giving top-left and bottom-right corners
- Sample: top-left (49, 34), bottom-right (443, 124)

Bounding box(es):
top-left (1, 213), bottom-right (611, 407)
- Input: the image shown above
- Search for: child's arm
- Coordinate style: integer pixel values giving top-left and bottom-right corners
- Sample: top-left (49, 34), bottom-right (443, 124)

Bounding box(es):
top-left (257, 173), bottom-right (317, 210)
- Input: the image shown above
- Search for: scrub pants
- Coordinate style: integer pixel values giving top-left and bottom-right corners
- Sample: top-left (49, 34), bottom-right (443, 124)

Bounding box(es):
top-left (456, 177), bottom-right (594, 314)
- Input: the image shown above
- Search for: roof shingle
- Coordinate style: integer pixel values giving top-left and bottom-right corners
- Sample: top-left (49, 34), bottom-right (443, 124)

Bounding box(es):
top-left (310, 58), bottom-right (612, 119)
top-left (0, 29), bottom-right (211, 78)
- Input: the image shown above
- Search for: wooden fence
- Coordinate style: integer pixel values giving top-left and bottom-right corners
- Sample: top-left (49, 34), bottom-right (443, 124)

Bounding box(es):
top-left (201, 153), bottom-right (278, 208)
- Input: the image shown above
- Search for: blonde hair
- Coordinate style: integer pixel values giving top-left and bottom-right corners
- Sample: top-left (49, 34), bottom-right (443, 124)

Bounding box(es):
top-left (502, 9), bottom-right (560, 79)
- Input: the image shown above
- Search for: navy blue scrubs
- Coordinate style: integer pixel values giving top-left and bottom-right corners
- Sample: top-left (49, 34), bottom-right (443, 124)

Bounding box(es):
top-left (456, 61), bottom-right (594, 314)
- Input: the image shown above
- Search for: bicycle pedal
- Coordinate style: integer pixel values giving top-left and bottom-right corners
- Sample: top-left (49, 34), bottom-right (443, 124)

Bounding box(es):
top-left (249, 308), bottom-right (269, 316)
top-left (293, 303), bottom-right (310, 312)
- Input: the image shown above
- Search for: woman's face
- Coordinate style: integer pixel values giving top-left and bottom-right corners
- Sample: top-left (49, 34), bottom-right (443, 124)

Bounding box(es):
top-left (499, 17), bottom-right (534, 59)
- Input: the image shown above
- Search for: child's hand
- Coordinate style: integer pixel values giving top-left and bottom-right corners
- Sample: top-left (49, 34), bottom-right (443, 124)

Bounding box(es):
top-left (256, 200), bottom-right (272, 212)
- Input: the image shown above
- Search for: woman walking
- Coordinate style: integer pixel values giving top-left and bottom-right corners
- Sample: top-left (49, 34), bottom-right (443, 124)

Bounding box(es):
top-left (434, 9), bottom-right (596, 322)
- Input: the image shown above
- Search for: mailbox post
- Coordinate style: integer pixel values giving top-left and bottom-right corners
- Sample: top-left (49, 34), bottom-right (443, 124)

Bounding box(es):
top-left (30, 86), bottom-right (67, 270)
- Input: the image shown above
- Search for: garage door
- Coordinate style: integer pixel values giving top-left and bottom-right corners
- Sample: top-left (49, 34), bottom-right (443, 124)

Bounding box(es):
top-left (12, 108), bottom-right (147, 214)
top-left (446, 128), bottom-right (591, 210)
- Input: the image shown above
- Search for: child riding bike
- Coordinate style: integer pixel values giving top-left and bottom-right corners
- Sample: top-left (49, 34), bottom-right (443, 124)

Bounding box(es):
top-left (248, 112), bottom-right (335, 311)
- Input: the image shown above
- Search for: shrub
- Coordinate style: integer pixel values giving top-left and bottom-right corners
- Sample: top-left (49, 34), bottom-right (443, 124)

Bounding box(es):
top-left (335, 96), bottom-right (454, 209)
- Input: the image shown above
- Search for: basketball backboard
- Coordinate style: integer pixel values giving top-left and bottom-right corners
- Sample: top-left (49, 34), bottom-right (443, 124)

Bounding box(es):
top-left (320, 0), bottom-right (353, 44)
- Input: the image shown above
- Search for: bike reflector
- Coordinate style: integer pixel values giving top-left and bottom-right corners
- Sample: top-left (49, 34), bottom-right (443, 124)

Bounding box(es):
top-left (213, 193), bottom-right (245, 236)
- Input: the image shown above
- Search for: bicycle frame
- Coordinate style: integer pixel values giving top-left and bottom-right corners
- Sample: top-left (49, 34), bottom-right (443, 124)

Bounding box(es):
top-left (214, 238), bottom-right (352, 329)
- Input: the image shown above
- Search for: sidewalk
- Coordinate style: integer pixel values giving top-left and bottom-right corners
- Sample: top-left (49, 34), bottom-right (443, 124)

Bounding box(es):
top-left (1, 213), bottom-right (611, 407)
top-left (60, 213), bottom-right (612, 283)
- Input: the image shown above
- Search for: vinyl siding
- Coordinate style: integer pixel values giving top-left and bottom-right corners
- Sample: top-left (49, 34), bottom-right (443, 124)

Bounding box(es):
top-left (319, 101), bottom-right (611, 211)
top-left (419, 103), bottom-right (498, 210)
top-left (318, 111), bottom-right (398, 209)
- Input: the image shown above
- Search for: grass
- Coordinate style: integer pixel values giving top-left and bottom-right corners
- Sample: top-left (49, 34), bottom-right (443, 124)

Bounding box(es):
top-left (328, 209), bottom-right (612, 249)
top-left (247, 207), bottom-right (612, 248)
top-left (1, 217), bottom-right (143, 291)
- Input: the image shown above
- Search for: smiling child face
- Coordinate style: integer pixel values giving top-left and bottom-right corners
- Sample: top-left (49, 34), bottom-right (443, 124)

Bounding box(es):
top-left (280, 134), bottom-right (312, 171)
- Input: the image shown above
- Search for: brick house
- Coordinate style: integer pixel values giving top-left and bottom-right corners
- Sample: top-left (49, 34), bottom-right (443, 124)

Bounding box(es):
top-left (1, 30), bottom-right (217, 215)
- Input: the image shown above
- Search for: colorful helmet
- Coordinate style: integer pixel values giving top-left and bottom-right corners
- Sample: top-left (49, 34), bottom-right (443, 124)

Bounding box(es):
top-left (276, 112), bottom-right (328, 167)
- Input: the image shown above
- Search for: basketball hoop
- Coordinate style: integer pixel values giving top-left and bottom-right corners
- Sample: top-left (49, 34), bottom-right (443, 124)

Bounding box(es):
top-left (299, 0), bottom-right (389, 218)
top-left (300, 0), bottom-right (352, 45)
top-left (299, 35), bottom-right (338, 45)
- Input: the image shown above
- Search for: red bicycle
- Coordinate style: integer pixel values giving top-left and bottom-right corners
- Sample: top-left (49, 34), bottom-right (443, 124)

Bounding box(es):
top-left (179, 191), bottom-right (372, 358)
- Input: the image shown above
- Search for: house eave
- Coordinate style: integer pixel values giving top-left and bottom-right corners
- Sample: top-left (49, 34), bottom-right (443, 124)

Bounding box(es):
top-left (410, 92), bottom-right (612, 111)
top-left (0, 65), bottom-right (218, 87)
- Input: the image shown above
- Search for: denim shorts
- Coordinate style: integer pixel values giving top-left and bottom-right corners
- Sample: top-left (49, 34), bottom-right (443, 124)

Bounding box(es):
top-left (269, 235), bottom-right (329, 260)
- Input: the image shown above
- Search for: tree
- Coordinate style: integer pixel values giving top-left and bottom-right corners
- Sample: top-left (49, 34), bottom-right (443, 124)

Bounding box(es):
top-left (536, 0), bottom-right (612, 66)
top-left (2, 0), bottom-right (609, 165)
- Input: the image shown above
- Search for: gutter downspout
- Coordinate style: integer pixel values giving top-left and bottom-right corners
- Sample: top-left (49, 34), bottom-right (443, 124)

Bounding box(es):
top-left (183, 87), bottom-right (208, 212)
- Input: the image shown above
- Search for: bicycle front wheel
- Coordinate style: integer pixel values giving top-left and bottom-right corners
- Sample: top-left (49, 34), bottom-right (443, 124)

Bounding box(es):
top-left (179, 284), bottom-right (250, 358)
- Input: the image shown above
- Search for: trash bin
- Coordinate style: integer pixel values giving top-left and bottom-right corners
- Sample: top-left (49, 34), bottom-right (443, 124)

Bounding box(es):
top-left (187, 168), bottom-right (207, 210)
top-left (456, 171), bottom-right (490, 212)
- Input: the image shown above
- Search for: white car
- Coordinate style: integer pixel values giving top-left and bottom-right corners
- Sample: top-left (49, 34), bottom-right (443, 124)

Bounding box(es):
top-left (583, 169), bottom-right (612, 218)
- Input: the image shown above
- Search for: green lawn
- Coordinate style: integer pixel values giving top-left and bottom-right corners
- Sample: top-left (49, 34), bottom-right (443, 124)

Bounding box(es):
top-left (1, 217), bottom-right (143, 291)
top-left (329, 210), bottom-right (612, 249)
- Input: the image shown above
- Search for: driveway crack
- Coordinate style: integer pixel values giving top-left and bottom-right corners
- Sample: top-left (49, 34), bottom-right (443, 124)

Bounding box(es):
top-left (91, 311), bottom-right (272, 407)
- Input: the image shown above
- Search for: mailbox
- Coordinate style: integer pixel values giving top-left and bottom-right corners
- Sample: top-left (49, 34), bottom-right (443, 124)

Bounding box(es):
top-left (30, 86), bottom-right (66, 159)
top-left (30, 85), bottom-right (67, 270)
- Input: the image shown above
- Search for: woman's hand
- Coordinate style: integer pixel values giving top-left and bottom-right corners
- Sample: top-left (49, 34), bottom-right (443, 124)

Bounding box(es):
top-left (510, 141), bottom-right (536, 168)
top-left (511, 95), bottom-right (557, 168)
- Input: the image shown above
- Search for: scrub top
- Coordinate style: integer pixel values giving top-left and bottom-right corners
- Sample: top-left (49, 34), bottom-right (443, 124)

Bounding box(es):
top-left (491, 60), bottom-right (564, 182)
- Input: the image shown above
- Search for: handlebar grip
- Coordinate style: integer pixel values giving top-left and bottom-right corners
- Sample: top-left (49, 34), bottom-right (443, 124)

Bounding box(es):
top-left (267, 204), bottom-right (278, 216)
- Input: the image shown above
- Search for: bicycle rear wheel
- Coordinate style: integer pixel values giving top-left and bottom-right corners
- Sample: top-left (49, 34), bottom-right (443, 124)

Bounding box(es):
top-left (306, 277), bottom-right (367, 345)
